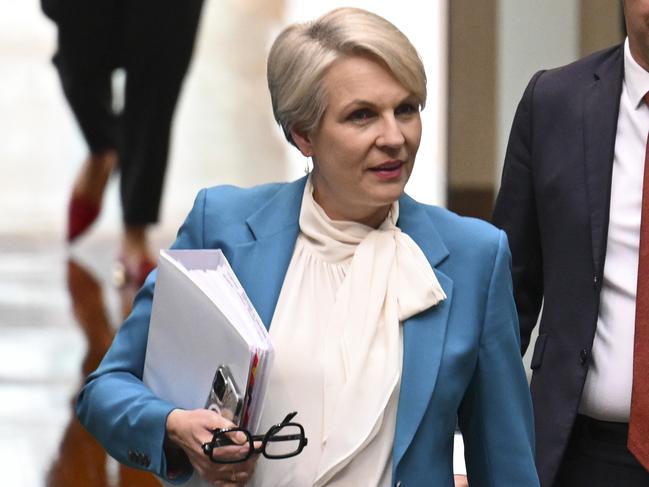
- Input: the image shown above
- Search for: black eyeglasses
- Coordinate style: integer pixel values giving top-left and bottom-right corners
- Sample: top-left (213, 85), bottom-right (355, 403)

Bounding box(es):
top-left (201, 411), bottom-right (308, 464)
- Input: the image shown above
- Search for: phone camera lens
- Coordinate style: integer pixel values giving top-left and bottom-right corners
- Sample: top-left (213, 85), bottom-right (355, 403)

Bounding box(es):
top-left (214, 370), bottom-right (226, 400)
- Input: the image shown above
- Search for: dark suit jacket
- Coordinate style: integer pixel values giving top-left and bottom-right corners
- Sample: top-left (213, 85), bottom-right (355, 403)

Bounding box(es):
top-left (492, 44), bottom-right (625, 487)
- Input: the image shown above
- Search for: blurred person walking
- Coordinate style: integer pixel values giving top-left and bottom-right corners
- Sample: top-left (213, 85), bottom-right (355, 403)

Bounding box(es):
top-left (42, 0), bottom-right (205, 286)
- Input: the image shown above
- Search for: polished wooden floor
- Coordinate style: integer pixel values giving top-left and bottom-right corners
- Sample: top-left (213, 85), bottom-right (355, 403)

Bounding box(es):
top-left (55, 257), bottom-right (158, 487)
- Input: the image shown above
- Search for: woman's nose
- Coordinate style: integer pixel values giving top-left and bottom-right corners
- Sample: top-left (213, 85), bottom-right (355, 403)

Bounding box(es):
top-left (376, 116), bottom-right (405, 148)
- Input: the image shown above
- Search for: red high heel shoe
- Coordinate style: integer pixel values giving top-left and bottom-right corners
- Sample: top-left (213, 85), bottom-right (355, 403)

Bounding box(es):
top-left (67, 151), bottom-right (117, 243)
top-left (67, 194), bottom-right (101, 242)
top-left (114, 255), bottom-right (157, 288)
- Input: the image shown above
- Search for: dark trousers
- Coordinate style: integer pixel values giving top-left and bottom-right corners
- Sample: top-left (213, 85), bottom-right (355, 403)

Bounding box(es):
top-left (554, 415), bottom-right (649, 487)
top-left (44, 0), bottom-right (204, 225)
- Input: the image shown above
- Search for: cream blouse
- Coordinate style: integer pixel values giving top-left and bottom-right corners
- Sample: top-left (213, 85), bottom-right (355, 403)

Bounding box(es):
top-left (249, 176), bottom-right (445, 486)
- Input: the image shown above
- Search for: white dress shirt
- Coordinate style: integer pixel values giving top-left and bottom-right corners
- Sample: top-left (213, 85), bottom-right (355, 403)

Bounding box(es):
top-left (580, 38), bottom-right (649, 421)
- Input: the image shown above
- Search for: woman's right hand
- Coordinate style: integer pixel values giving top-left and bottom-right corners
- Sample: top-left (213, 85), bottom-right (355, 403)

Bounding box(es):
top-left (165, 408), bottom-right (258, 486)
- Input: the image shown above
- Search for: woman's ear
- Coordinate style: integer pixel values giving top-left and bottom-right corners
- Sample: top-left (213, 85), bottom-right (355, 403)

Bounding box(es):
top-left (290, 127), bottom-right (314, 157)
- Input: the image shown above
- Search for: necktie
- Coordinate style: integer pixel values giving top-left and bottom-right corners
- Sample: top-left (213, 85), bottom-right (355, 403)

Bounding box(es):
top-left (628, 93), bottom-right (649, 470)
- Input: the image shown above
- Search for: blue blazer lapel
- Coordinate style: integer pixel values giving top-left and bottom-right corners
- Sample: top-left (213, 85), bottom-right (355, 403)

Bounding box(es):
top-left (227, 177), bottom-right (307, 329)
top-left (393, 195), bottom-right (453, 469)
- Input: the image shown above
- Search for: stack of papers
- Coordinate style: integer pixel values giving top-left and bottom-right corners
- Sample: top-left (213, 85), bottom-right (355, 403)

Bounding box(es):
top-left (143, 249), bottom-right (273, 433)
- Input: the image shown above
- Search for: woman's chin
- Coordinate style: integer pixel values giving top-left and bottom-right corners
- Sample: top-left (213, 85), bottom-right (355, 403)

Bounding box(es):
top-left (368, 184), bottom-right (408, 206)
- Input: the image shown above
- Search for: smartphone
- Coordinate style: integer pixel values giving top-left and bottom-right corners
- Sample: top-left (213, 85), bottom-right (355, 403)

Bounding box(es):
top-left (205, 365), bottom-right (243, 424)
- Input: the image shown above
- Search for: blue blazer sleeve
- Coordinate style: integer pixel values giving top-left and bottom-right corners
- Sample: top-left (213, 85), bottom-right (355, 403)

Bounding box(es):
top-left (458, 231), bottom-right (539, 486)
top-left (76, 189), bottom-right (208, 483)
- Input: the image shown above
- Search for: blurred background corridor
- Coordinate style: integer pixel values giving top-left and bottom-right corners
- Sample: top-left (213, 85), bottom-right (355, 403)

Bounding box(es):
top-left (0, 1), bottom-right (622, 485)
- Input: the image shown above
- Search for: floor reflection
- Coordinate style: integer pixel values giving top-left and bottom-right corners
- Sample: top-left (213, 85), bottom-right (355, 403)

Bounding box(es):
top-left (46, 259), bottom-right (159, 487)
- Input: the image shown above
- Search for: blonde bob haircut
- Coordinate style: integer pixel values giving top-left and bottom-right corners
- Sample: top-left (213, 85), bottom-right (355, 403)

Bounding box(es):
top-left (267, 7), bottom-right (427, 147)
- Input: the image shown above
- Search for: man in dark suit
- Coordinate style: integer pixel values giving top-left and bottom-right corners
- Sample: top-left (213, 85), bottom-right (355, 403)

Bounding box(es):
top-left (493, 1), bottom-right (649, 486)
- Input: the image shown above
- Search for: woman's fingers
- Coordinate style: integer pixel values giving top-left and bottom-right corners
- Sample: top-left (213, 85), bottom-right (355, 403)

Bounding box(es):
top-left (209, 443), bottom-right (250, 462)
top-left (165, 408), bottom-right (258, 484)
top-left (199, 463), bottom-right (252, 486)
top-left (213, 427), bottom-right (248, 446)
top-left (204, 453), bottom-right (258, 485)
top-left (167, 408), bottom-right (237, 451)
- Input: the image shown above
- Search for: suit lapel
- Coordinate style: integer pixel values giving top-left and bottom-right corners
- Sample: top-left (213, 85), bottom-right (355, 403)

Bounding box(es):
top-left (227, 178), bottom-right (306, 329)
top-left (393, 195), bottom-right (453, 468)
top-left (583, 45), bottom-right (623, 274)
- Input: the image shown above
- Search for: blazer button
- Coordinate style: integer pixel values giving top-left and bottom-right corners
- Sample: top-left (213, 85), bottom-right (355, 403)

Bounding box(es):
top-left (580, 348), bottom-right (590, 365)
top-left (395, 481), bottom-right (402, 487)
top-left (593, 274), bottom-right (598, 288)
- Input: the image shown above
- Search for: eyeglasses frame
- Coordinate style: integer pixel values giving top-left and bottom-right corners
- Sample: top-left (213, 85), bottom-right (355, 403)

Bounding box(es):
top-left (201, 411), bottom-right (308, 464)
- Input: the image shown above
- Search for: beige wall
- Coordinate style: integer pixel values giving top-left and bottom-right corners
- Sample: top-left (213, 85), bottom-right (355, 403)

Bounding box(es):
top-left (580, 0), bottom-right (625, 57)
top-left (448, 1), bottom-right (624, 220)
top-left (447, 0), bottom-right (497, 219)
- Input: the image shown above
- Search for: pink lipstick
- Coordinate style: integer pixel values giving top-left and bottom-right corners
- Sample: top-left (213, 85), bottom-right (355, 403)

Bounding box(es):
top-left (370, 160), bottom-right (404, 180)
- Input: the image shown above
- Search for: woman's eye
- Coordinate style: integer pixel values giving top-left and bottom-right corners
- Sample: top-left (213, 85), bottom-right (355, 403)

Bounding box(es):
top-left (348, 108), bottom-right (375, 122)
top-left (395, 103), bottom-right (417, 117)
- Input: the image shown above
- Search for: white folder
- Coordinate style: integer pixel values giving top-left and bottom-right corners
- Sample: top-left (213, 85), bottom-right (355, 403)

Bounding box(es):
top-left (143, 249), bottom-right (273, 438)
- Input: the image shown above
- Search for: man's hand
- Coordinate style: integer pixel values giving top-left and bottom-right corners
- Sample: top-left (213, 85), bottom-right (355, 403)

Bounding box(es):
top-left (454, 474), bottom-right (469, 487)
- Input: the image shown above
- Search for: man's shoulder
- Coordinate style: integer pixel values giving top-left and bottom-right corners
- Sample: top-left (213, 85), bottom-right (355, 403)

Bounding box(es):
top-left (535, 44), bottom-right (623, 89)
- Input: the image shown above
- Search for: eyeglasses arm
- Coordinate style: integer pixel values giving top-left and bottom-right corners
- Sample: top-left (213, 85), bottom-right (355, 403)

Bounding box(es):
top-left (280, 411), bottom-right (298, 425)
top-left (250, 433), bottom-right (304, 442)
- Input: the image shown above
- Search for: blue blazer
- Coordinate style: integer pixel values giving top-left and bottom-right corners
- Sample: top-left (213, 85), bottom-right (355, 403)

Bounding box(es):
top-left (77, 177), bottom-right (539, 486)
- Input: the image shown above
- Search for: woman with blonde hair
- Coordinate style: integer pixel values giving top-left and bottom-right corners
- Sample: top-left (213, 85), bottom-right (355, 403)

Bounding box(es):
top-left (77, 8), bottom-right (539, 486)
